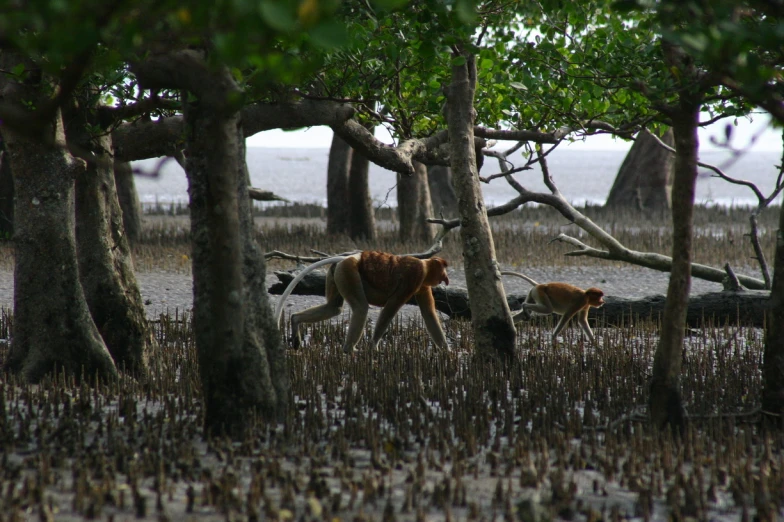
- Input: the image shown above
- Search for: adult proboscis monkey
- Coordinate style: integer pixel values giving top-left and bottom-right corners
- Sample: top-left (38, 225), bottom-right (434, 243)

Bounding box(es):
top-left (276, 251), bottom-right (450, 352)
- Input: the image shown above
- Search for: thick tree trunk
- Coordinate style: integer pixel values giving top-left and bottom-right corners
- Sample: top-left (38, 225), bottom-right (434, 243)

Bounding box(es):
top-left (606, 128), bottom-right (674, 214)
top-left (398, 161), bottom-right (436, 243)
top-left (326, 134), bottom-right (352, 236)
top-left (348, 146), bottom-right (376, 240)
top-left (182, 65), bottom-right (287, 436)
top-left (447, 51), bottom-right (516, 362)
top-left (69, 108), bottom-right (155, 377)
top-left (762, 151), bottom-right (784, 419)
top-left (649, 102), bottom-right (699, 433)
top-left (3, 105), bottom-right (117, 382)
top-left (0, 142), bottom-right (12, 239)
top-left (131, 49), bottom-right (288, 436)
top-left (237, 154), bottom-right (290, 421)
top-left (114, 160), bottom-right (143, 245)
top-left (427, 165), bottom-right (459, 217)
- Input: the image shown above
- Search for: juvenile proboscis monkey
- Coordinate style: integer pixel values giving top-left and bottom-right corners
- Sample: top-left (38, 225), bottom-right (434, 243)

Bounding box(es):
top-left (276, 251), bottom-right (450, 353)
top-left (501, 271), bottom-right (604, 344)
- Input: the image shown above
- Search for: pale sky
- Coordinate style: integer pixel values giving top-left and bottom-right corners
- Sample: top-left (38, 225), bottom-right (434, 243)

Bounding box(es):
top-left (246, 112), bottom-right (783, 153)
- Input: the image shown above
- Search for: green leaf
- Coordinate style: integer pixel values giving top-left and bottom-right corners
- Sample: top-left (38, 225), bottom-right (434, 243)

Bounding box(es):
top-left (451, 55), bottom-right (467, 66)
top-left (259, 0), bottom-right (297, 32)
top-left (428, 79), bottom-right (441, 89)
top-left (11, 63), bottom-right (25, 77)
top-left (456, 0), bottom-right (477, 24)
top-left (371, 0), bottom-right (409, 9)
top-left (480, 58), bottom-right (493, 70)
top-left (309, 20), bottom-right (349, 49)
top-left (510, 81), bottom-right (527, 91)
top-left (680, 33), bottom-right (708, 52)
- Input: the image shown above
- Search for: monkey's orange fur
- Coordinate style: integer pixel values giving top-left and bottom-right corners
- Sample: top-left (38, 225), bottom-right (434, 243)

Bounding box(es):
top-left (502, 271), bottom-right (604, 344)
top-left (286, 251), bottom-right (449, 352)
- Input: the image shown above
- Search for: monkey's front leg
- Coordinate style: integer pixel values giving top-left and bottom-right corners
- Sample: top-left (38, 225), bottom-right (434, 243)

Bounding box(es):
top-left (575, 308), bottom-right (596, 344)
top-left (415, 290), bottom-right (447, 350)
top-left (370, 298), bottom-right (408, 350)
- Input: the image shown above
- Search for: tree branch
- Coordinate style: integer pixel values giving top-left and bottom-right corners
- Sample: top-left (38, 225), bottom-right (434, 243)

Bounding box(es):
top-left (552, 232), bottom-right (765, 289)
top-left (248, 187), bottom-right (287, 202)
top-left (113, 99), bottom-right (356, 162)
top-left (428, 132), bottom-right (768, 290)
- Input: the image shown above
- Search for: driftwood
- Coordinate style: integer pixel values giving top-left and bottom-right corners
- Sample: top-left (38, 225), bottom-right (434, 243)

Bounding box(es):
top-left (248, 187), bottom-right (288, 202)
top-left (269, 270), bottom-right (771, 327)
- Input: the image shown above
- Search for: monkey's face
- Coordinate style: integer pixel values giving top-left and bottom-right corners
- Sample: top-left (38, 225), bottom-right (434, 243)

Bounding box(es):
top-left (586, 288), bottom-right (604, 307)
top-left (427, 258), bottom-right (449, 286)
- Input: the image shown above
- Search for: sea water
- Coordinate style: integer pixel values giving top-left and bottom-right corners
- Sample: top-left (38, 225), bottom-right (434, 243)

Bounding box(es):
top-left (132, 146), bottom-right (782, 210)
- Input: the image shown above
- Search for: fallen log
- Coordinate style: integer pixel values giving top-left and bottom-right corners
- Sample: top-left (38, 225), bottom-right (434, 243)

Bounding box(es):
top-left (269, 270), bottom-right (771, 327)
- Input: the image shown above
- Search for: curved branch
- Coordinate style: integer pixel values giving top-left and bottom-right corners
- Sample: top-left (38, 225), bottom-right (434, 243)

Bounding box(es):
top-left (646, 129), bottom-right (767, 203)
top-left (429, 135), bottom-right (768, 290)
top-left (113, 99), bottom-right (356, 162)
top-left (331, 120), bottom-right (453, 175)
top-left (553, 233), bottom-right (766, 289)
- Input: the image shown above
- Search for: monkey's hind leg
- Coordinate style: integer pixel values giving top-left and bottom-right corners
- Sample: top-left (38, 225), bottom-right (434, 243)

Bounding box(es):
top-left (513, 288), bottom-right (548, 323)
top-left (289, 268), bottom-right (344, 348)
top-left (333, 258), bottom-right (370, 353)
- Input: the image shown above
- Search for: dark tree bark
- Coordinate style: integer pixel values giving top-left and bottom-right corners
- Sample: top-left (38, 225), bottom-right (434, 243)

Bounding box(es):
top-left (398, 161), bottom-right (435, 242)
top-left (427, 165), bottom-right (458, 217)
top-left (348, 145), bottom-right (376, 240)
top-left (762, 146), bottom-right (784, 420)
top-left (649, 96), bottom-right (700, 434)
top-left (132, 49), bottom-right (288, 436)
top-left (0, 141), bottom-right (12, 239)
top-left (68, 104), bottom-right (155, 377)
top-left (236, 147), bottom-right (290, 423)
top-left (447, 51), bottom-right (516, 362)
top-left (184, 94), bottom-right (247, 436)
top-left (606, 128), bottom-right (674, 214)
top-left (114, 160), bottom-right (143, 245)
top-left (112, 100), bottom-right (356, 163)
top-left (326, 134), bottom-right (352, 236)
top-left (0, 54), bottom-right (117, 381)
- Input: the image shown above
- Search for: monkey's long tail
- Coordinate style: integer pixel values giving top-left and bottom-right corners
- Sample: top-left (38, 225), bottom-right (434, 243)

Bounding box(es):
top-left (275, 256), bottom-right (348, 326)
top-left (500, 270), bottom-right (539, 287)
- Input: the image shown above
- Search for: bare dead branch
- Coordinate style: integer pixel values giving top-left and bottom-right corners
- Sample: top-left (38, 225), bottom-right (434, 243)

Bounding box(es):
top-left (722, 263), bottom-right (744, 292)
top-left (536, 146), bottom-right (559, 194)
top-left (432, 130), bottom-right (769, 290)
top-left (550, 234), bottom-right (610, 258)
top-left (173, 151), bottom-right (187, 169)
top-left (248, 187), bottom-right (288, 202)
top-left (552, 232), bottom-right (765, 289)
top-left (648, 126), bottom-right (781, 287)
top-left (747, 214), bottom-right (772, 288)
top-left (264, 249), bottom-right (361, 263)
top-left (403, 226), bottom-right (449, 259)
top-left (265, 230), bottom-right (447, 265)
top-left (646, 129), bottom-right (767, 203)
top-left (479, 165), bottom-right (531, 183)
top-left (130, 156), bottom-right (177, 178)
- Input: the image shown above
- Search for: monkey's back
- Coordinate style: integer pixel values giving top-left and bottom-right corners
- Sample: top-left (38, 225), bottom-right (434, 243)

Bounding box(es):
top-left (357, 251), bottom-right (424, 306)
